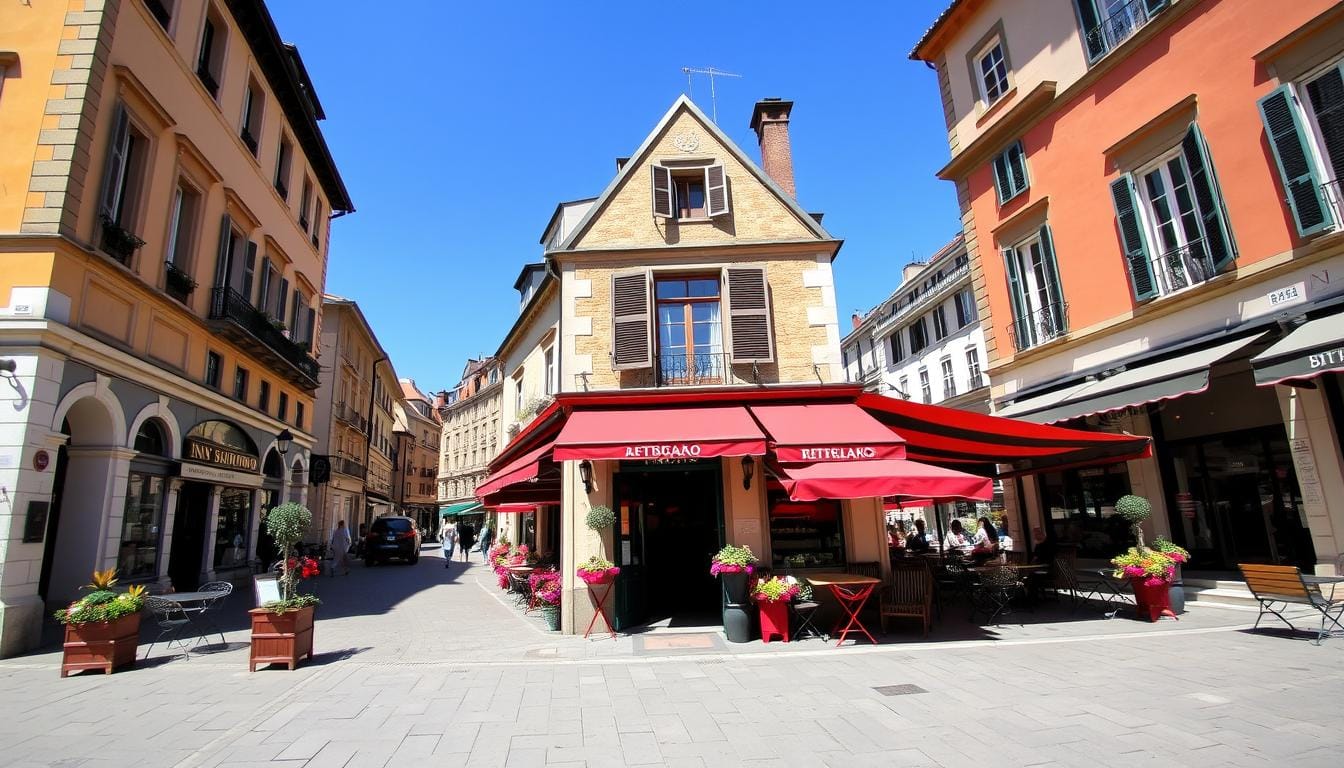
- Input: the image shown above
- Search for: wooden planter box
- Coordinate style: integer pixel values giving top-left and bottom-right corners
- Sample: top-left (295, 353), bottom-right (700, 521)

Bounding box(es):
top-left (249, 605), bottom-right (314, 671)
top-left (61, 612), bottom-right (141, 677)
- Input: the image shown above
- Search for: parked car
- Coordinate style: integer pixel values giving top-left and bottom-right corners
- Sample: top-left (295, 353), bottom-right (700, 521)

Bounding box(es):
top-left (364, 516), bottom-right (421, 566)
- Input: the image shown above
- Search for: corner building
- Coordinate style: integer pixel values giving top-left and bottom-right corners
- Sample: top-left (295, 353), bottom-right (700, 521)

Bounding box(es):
top-left (0, 0), bottom-right (351, 655)
top-left (911, 0), bottom-right (1344, 575)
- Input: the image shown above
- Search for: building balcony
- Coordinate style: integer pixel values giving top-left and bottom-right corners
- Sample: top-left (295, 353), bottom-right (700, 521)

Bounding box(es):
top-left (1152, 240), bottom-right (1216, 296)
top-left (1084, 0), bottom-right (1164, 62)
top-left (333, 401), bottom-right (368, 433)
top-left (208, 286), bottom-right (320, 390)
top-left (99, 217), bottom-right (145, 267)
top-left (332, 455), bottom-right (365, 479)
top-left (872, 263), bottom-right (970, 336)
top-left (164, 261), bottom-right (196, 304)
top-left (1007, 301), bottom-right (1069, 353)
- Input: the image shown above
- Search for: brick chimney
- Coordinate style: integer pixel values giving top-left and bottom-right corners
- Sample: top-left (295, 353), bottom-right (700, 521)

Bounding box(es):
top-left (750, 98), bottom-right (795, 198)
top-left (851, 312), bottom-right (863, 330)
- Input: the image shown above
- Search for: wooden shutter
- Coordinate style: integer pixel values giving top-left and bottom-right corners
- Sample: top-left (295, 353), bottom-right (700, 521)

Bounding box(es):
top-left (1109, 174), bottom-right (1157, 301)
top-left (1037, 224), bottom-right (1067, 335)
top-left (242, 241), bottom-right (258, 304)
top-left (1075, 0), bottom-right (1105, 61)
top-left (304, 307), bottom-right (316, 347)
top-left (651, 165), bottom-right (673, 218)
top-left (1180, 124), bottom-right (1237, 271)
top-left (992, 153), bottom-right (1011, 204)
top-left (724, 267), bottom-right (774, 364)
top-left (610, 271), bottom-right (652, 370)
top-left (99, 105), bottom-right (130, 220)
top-left (705, 164), bottom-right (729, 217)
top-left (212, 214), bottom-right (232, 289)
top-left (277, 277), bottom-right (289, 322)
top-left (1001, 246), bottom-right (1031, 348)
top-left (1006, 143), bottom-right (1028, 194)
top-left (258, 256), bottom-right (272, 310)
top-left (1258, 84), bottom-right (1333, 237)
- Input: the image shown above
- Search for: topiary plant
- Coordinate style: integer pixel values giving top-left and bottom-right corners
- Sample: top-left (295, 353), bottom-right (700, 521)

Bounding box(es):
top-left (585, 504), bottom-right (616, 531)
top-left (1114, 494), bottom-right (1152, 549)
top-left (265, 502), bottom-right (314, 605)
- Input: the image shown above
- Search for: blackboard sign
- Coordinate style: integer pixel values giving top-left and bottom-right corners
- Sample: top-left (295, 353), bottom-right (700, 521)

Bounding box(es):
top-left (23, 501), bottom-right (49, 543)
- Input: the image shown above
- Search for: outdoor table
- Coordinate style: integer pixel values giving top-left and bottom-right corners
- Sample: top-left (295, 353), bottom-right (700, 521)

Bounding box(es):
top-left (1303, 573), bottom-right (1344, 600)
top-left (160, 591), bottom-right (224, 646)
top-left (805, 572), bottom-right (881, 646)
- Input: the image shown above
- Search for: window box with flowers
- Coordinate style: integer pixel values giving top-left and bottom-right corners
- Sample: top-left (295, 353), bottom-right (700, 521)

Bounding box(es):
top-left (55, 568), bottom-right (145, 677)
top-left (250, 502), bottom-right (322, 671)
top-left (99, 215), bottom-right (146, 267)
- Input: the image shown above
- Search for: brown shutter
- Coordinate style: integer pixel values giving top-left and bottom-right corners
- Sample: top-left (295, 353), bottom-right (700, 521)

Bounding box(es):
top-left (705, 164), bottom-right (729, 217)
top-left (611, 271), bottom-right (652, 370)
top-left (725, 267), bottom-right (774, 363)
top-left (651, 165), bottom-right (673, 218)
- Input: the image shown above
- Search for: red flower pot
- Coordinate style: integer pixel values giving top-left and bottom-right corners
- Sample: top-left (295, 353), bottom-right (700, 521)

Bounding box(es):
top-left (758, 600), bottom-right (790, 644)
top-left (1129, 579), bottom-right (1177, 622)
top-left (249, 605), bottom-right (315, 671)
top-left (61, 612), bottom-right (141, 677)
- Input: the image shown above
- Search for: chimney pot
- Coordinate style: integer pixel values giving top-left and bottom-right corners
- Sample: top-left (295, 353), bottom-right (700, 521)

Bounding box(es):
top-left (750, 98), bottom-right (796, 199)
top-left (851, 312), bottom-right (863, 329)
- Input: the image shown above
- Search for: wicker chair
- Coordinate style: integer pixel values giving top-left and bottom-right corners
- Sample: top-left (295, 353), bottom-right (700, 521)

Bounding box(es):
top-left (879, 563), bottom-right (933, 636)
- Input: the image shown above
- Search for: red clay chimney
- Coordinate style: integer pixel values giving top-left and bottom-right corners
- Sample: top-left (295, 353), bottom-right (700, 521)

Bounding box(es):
top-left (750, 98), bottom-right (795, 198)
top-left (851, 312), bottom-right (863, 329)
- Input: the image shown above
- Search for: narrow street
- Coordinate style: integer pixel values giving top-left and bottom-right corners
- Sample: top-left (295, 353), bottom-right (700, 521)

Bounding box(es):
top-left (1, 543), bottom-right (1340, 768)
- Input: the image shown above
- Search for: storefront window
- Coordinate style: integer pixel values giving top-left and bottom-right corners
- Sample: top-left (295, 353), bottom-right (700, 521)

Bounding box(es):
top-left (1040, 464), bottom-right (1134, 558)
top-left (214, 487), bottom-right (252, 569)
top-left (769, 493), bottom-right (845, 570)
top-left (118, 473), bottom-right (164, 579)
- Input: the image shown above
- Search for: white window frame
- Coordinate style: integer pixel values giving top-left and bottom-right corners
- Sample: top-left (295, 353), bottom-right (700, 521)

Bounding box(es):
top-left (1133, 149), bottom-right (1213, 297)
top-left (966, 348), bottom-right (983, 388)
top-left (1009, 233), bottom-right (1058, 331)
top-left (976, 36), bottom-right (1010, 107)
top-left (918, 368), bottom-right (931, 404)
top-left (1297, 58), bottom-right (1344, 226)
top-left (543, 346), bottom-right (556, 396)
top-left (940, 358), bottom-right (956, 400)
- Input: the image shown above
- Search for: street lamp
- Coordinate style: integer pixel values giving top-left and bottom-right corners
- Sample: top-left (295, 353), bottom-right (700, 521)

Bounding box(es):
top-left (741, 455), bottom-right (755, 490)
top-left (578, 460), bottom-right (594, 493)
top-left (276, 428), bottom-right (293, 457)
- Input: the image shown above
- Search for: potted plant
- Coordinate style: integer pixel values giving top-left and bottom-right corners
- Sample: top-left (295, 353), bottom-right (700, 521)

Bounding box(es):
top-left (55, 568), bottom-right (145, 677)
top-left (710, 545), bottom-right (758, 643)
top-left (489, 541), bottom-right (514, 590)
top-left (250, 502), bottom-right (321, 671)
top-left (751, 575), bottom-right (799, 644)
top-left (585, 504), bottom-right (616, 531)
top-left (1110, 495), bottom-right (1187, 622)
top-left (529, 569), bottom-right (563, 631)
top-left (98, 214), bottom-right (145, 265)
top-left (576, 555), bottom-right (620, 585)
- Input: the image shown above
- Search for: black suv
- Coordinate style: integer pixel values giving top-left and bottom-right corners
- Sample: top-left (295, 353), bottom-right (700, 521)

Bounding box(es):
top-left (364, 516), bottom-right (421, 566)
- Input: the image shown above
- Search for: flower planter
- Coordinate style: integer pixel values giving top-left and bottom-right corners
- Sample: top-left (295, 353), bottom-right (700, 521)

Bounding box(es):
top-left (61, 612), bottom-right (141, 677)
top-left (758, 600), bottom-right (789, 644)
top-left (249, 605), bottom-right (315, 671)
top-left (720, 572), bottom-right (752, 643)
top-left (1129, 579), bottom-right (1177, 622)
top-left (577, 569), bottom-right (618, 585)
top-left (541, 605), bottom-right (561, 631)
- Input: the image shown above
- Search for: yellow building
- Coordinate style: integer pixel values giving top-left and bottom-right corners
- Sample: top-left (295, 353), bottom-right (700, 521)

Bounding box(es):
top-left (393, 379), bottom-right (441, 532)
top-left (0, 0), bottom-right (351, 655)
top-left (436, 357), bottom-right (502, 522)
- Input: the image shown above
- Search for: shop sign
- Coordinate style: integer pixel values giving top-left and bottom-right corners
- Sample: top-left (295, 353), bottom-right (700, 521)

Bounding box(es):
top-left (623, 444), bottom-right (704, 459)
top-left (796, 446), bottom-right (877, 461)
top-left (1308, 347), bottom-right (1344, 370)
top-left (774, 443), bottom-right (904, 463)
top-left (179, 461), bottom-right (265, 488)
top-left (184, 437), bottom-right (259, 473)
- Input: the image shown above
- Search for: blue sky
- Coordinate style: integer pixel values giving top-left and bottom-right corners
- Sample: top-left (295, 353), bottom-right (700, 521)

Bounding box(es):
top-left (268, 1), bottom-right (958, 394)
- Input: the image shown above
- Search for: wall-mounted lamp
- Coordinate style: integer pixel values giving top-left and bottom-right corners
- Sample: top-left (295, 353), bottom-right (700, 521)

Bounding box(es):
top-left (578, 460), bottom-right (594, 493)
top-left (0, 358), bottom-right (16, 374)
top-left (276, 428), bottom-right (294, 457)
top-left (741, 455), bottom-right (755, 490)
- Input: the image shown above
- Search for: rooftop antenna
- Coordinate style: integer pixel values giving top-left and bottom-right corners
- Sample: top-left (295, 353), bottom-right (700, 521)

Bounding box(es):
top-left (681, 66), bottom-right (742, 123)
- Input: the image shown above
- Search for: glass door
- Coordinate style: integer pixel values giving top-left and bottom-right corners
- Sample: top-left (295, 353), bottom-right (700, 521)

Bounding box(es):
top-left (613, 478), bottom-right (647, 631)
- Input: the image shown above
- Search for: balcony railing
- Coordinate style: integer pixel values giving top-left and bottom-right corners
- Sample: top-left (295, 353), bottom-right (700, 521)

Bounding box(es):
top-left (1152, 240), bottom-right (1216, 295)
top-left (99, 216), bottom-right (144, 267)
top-left (332, 455), bottom-right (365, 478)
top-left (164, 261), bottom-right (196, 303)
top-left (333, 402), bottom-right (368, 433)
top-left (657, 351), bottom-right (729, 387)
top-left (208, 286), bottom-right (320, 388)
top-left (1007, 301), bottom-right (1069, 353)
top-left (872, 263), bottom-right (970, 335)
top-left (1084, 0), bottom-right (1164, 61)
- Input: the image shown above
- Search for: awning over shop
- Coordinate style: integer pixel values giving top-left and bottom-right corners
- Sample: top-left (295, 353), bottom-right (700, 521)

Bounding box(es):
top-left (857, 392), bottom-right (1151, 475)
top-left (1251, 313), bottom-right (1344, 386)
top-left (440, 501), bottom-right (482, 517)
top-left (476, 440), bottom-right (554, 498)
top-left (771, 458), bottom-right (993, 503)
top-left (749, 403), bottom-right (906, 463)
top-left (489, 503), bottom-right (538, 514)
top-left (552, 406), bottom-right (767, 461)
top-left (994, 333), bottom-right (1265, 425)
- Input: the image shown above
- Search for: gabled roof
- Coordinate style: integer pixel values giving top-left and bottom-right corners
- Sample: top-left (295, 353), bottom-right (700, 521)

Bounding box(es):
top-left (552, 95), bottom-right (833, 253)
top-left (909, 0), bottom-right (967, 62)
top-left (399, 379), bottom-right (431, 403)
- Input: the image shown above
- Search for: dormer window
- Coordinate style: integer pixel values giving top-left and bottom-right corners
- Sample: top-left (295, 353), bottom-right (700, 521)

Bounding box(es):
top-left (652, 163), bottom-right (729, 220)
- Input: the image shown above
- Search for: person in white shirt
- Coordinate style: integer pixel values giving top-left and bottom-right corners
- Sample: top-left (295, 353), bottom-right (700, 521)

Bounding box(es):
top-left (943, 519), bottom-right (971, 553)
top-left (998, 525), bottom-right (1015, 553)
top-left (439, 517), bottom-right (458, 569)
top-left (329, 520), bottom-right (352, 576)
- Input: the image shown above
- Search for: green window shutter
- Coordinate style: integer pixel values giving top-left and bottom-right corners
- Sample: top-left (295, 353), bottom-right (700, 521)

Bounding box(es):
top-left (1001, 246), bottom-right (1031, 350)
top-left (992, 153), bottom-right (1011, 204)
top-left (1258, 84), bottom-right (1333, 237)
top-left (1305, 66), bottom-right (1344, 183)
top-left (1074, 0), bottom-right (1106, 61)
top-left (1109, 174), bottom-right (1157, 301)
top-left (1006, 142), bottom-right (1029, 194)
top-left (1181, 124), bottom-right (1237, 271)
top-left (1037, 224), bottom-right (1067, 336)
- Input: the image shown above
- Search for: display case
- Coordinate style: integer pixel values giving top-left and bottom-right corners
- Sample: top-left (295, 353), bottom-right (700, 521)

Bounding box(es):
top-left (768, 493), bottom-right (845, 570)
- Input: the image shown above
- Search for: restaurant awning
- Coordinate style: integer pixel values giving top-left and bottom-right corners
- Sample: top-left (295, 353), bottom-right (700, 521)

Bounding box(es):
top-left (749, 403), bottom-right (906, 462)
top-left (1251, 312), bottom-right (1344, 386)
top-left (440, 501), bottom-right (482, 517)
top-left (552, 406), bottom-right (767, 461)
top-left (475, 440), bottom-right (554, 498)
top-left (488, 503), bottom-right (538, 514)
top-left (857, 392), bottom-right (1151, 475)
top-left (771, 458), bottom-right (993, 503)
top-left (994, 333), bottom-right (1265, 424)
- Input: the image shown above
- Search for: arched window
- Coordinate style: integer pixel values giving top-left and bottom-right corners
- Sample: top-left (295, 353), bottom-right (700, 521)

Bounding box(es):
top-left (187, 420), bottom-right (258, 455)
top-left (263, 449), bottom-right (285, 479)
top-left (134, 419), bottom-right (167, 456)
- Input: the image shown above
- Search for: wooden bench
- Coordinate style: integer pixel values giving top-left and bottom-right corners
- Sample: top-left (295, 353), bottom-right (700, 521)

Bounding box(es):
top-left (1239, 563), bottom-right (1344, 645)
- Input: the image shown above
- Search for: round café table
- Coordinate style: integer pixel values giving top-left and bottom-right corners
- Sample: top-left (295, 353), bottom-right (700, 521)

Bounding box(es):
top-left (804, 572), bottom-right (881, 646)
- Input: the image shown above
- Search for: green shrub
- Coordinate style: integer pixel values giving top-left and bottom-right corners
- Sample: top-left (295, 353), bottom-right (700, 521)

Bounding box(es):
top-left (585, 505), bottom-right (616, 531)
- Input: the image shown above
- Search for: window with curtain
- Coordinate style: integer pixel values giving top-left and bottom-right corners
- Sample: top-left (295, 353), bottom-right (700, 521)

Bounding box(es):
top-left (656, 277), bottom-right (723, 384)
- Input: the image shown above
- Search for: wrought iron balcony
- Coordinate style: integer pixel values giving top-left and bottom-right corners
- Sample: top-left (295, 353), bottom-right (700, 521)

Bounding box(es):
top-left (657, 351), bottom-right (729, 387)
top-left (208, 286), bottom-right (320, 389)
top-left (99, 216), bottom-right (144, 267)
top-left (332, 455), bottom-right (365, 478)
top-left (1084, 0), bottom-right (1164, 61)
top-left (1152, 240), bottom-right (1216, 295)
top-left (1006, 301), bottom-right (1069, 353)
top-left (872, 263), bottom-right (971, 335)
top-left (333, 402), bottom-right (368, 433)
top-left (164, 261), bottom-right (196, 303)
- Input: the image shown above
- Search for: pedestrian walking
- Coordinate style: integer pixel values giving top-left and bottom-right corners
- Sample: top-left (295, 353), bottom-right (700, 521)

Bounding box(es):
top-left (329, 520), bottom-right (352, 576)
top-left (458, 521), bottom-right (475, 563)
top-left (439, 517), bottom-right (458, 569)
top-left (479, 523), bottom-right (494, 562)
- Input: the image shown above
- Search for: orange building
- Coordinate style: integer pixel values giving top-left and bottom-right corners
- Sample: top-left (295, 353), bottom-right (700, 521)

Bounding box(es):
top-left (913, 0), bottom-right (1344, 577)
top-left (0, 0), bottom-right (351, 655)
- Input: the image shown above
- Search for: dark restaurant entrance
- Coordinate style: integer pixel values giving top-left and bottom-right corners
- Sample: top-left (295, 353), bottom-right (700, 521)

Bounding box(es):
top-left (613, 460), bottom-right (723, 630)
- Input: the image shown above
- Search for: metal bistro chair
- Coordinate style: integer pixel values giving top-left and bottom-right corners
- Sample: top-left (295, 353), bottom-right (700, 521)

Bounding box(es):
top-left (969, 566), bottom-right (1024, 626)
top-left (194, 581), bottom-right (234, 646)
top-left (143, 596), bottom-right (193, 660)
top-left (510, 571), bottom-right (532, 609)
top-left (785, 576), bottom-right (824, 641)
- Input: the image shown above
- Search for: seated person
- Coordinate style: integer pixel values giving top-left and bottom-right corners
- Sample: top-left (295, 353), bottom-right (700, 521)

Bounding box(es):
top-left (904, 519), bottom-right (932, 553)
top-left (943, 519), bottom-right (972, 554)
top-left (969, 517), bottom-right (1000, 564)
top-left (998, 525), bottom-right (1015, 554)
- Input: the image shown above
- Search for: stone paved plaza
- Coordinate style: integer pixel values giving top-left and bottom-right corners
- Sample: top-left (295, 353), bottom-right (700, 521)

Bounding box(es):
top-left (2, 544), bottom-right (1341, 768)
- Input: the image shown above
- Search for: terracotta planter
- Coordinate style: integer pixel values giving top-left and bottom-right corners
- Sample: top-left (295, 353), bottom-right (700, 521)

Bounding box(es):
top-left (61, 612), bottom-right (141, 677)
top-left (758, 600), bottom-right (789, 644)
top-left (1129, 579), bottom-right (1178, 622)
top-left (249, 605), bottom-right (315, 671)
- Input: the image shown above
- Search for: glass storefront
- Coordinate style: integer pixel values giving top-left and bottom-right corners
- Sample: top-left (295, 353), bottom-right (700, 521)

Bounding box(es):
top-left (1039, 463), bottom-right (1134, 558)
top-left (214, 487), bottom-right (252, 569)
top-left (769, 493), bottom-right (845, 570)
top-left (118, 473), bottom-right (164, 578)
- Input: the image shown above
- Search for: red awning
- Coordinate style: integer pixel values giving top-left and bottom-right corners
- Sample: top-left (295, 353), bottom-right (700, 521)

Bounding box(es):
top-left (553, 406), bottom-right (767, 461)
top-left (771, 458), bottom-right (993, 503)
top-left (489, 503), bottom-right (537, 514)
top-left (883, 498), bottom-right (933, 511)
top-left (476, 440), bottom-right (553, 498)
top-left (749, 403), bottom-right (906, 463)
